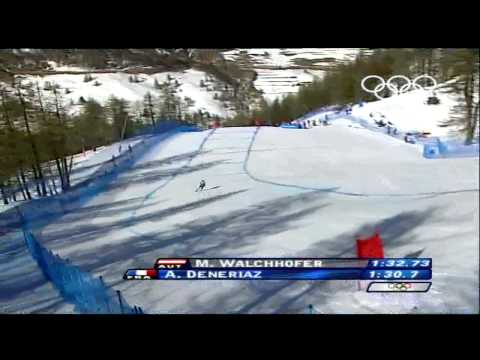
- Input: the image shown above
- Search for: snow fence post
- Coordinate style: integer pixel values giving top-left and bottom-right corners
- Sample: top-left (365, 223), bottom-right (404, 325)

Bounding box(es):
top-left (99, 276), bottom-right (111, 313)
top-left (117, 290), bottom-right (124, 314)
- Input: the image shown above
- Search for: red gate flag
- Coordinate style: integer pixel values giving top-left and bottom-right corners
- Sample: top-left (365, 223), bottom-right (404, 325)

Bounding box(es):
top-left (356, 232), bottom-right (384, 258)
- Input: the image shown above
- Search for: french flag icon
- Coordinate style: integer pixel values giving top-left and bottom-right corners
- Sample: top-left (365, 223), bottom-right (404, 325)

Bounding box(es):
top-left (125, 269), bottom-right (157, 278)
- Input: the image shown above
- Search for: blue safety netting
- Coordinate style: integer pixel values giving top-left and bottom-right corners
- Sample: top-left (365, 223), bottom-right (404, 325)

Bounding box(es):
top-left (24, 231), bottom-right (143, 314)
top-left (1, 120), bottom-right (202, 314)
top-left (423, 138), bottom-right (479, 159)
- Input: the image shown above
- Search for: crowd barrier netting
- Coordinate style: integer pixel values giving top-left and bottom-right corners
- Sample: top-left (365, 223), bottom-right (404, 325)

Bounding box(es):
top-left (423, 138), bottom-right (479, 159)
top-left (1, 120), bottom-right (201, 313)
top-left (23, 231), bottom-right (142, 314)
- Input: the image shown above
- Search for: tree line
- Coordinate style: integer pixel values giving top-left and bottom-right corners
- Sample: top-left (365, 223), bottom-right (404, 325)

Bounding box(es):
top-left (227, 48), bottom-right (479, 144)
top-left (0, 76), bottom-right (215, 206)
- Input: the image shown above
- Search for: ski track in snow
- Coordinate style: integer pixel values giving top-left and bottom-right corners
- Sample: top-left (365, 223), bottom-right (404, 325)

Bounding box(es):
top-left (128, 129), bottom-right (217, 238)
top-left (243, 126), bottom-right (479, 198)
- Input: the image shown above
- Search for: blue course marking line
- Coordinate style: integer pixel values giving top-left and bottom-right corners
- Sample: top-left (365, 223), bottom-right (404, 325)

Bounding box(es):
top-left (129, 129), bottom-right (216, 228)
top-left (243, 127), bottom-right (479, 198)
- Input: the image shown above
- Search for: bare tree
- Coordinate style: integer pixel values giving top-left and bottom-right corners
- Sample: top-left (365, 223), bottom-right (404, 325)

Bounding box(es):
top-left (14, 80), bottom-right (48, 196)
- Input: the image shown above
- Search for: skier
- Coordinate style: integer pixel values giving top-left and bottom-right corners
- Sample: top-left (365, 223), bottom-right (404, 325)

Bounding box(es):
top-left (128, 144), bottom-right (133, 153)
top-left (196, 180), bottom-right (206, 192)
top-left (118, 145), bottom-right (122, 154)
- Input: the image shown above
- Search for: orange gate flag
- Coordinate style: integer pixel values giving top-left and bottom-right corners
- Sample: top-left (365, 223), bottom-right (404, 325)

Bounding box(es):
top-left (356, 231), bottom-right (385, 258)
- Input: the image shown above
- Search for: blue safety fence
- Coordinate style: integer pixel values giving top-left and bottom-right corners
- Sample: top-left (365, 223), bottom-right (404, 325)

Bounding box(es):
top-left (1, 120), bottom-right (202, 314)
top-left (9, 121), bottom-right (202, 231)
top-left (23, 231), bottom-right (143, 314)
top-left (282, 110), bottom-right (347, 130)
top-left (423, 138), bottom-right (479, 159)
top-left (280, 123), bottom-right (301, 129)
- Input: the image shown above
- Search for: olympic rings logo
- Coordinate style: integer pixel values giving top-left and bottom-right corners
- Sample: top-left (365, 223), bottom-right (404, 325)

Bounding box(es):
top-left (361, 75), bottom-right (437, 100)
top-left (388, 283), bottom-right (412, 291)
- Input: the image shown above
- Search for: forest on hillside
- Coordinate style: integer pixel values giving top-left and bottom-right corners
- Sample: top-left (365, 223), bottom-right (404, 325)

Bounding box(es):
top-left (228, 48), bottom-right (479, 146)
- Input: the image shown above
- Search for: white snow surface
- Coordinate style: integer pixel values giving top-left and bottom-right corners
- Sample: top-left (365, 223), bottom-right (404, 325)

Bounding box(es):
top-left (35, 122), bottom-right (479, 314)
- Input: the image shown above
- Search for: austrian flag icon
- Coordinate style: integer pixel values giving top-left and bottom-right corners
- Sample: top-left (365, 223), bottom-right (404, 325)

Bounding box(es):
top-left (155, 259), bottom-right (188, 269)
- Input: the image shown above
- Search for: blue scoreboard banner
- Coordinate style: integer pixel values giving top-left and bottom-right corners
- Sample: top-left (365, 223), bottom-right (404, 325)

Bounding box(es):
top-left (123, 258), bottom-right (432, 281)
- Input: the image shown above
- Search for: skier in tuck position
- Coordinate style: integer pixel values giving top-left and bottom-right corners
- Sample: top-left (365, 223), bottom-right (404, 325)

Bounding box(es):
top-left (196, 180), bottom-right (206, 192)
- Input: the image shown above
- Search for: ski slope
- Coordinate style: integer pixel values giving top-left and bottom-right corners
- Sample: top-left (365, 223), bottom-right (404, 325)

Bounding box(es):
top-left (37, 120), bottom-right (479, 314)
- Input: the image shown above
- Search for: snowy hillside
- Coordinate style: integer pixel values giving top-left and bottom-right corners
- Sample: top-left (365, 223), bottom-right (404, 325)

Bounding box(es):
top-left (7, 49), bottom-right (371, 111)
top-left (351, 85), bottom-right (462, 138)
top-left (296, 80), bottom-right (464, 140)
top-left (222, 48), bottom-right (367, 102)
top-left (252, 68), bottom-right (315, 102)
top-left (222, 48), bottom-right (362, 68)
top-left (16, 69), bottom-right (234, 118)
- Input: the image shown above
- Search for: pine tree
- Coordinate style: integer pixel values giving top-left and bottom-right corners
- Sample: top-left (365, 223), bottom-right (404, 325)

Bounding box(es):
top-left (13, 80), bottom-right (48, 196)
top-left (440, 49), bottom-right (480, 144)
top-left (143, 92), bottom-right (156, 127)
top-left (107, 96), bottom-right (132, 140)
top-left (76, 99), bottom-right (111, 149)
top-left (50, 85), bottom-right (75, 190)
top-left (83, 73), bottom-right (93, 82)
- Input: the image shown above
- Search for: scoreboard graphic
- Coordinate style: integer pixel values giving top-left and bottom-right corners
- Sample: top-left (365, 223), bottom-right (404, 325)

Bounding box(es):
top-left (123, 257), bottom-right (432, 292)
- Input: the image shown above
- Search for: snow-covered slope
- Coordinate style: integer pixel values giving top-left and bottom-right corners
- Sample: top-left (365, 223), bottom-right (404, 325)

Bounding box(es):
top-left (17, 69), bottom-right (233, 118)
top-left (222, 48), bottom-right (367, 102)
top-left (295, 80), bottom-right (464, 140)
top-left (253, 68), bottom-right (315, 102)
top-left (34, 122), bottom-right (478, 314)
top-left (222, 48), bottom-right (361, 67)
top-left (351, 86), bottom-right (461, 138)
